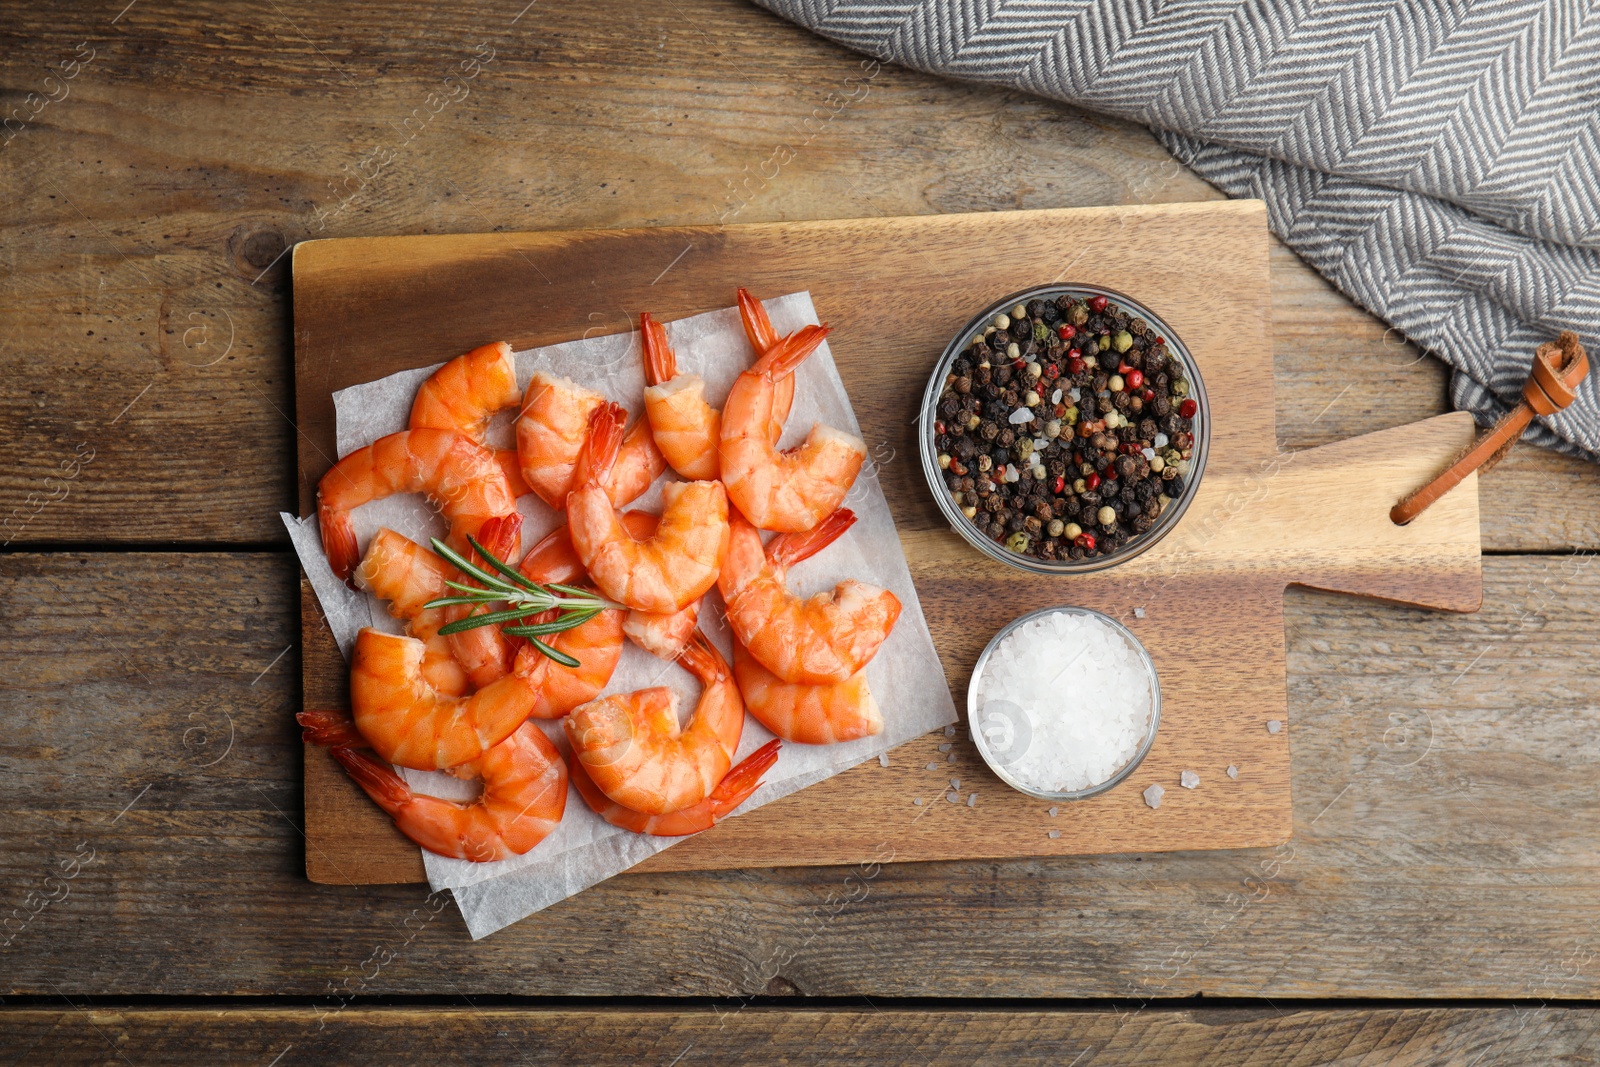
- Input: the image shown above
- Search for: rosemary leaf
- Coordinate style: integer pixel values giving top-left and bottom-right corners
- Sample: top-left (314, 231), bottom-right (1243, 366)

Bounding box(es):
top-left (528, 636), bottom-right (580, 669)
top-left (466, 535), bottom-right (544, 593)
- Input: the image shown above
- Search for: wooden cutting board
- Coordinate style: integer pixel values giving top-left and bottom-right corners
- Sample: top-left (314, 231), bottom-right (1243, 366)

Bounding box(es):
top-left (292, 201), bottom-right (1482, 885)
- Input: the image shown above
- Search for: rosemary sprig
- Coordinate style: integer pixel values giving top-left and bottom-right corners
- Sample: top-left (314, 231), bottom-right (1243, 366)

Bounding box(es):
top-left (423, 536), bottom-right (619, 668)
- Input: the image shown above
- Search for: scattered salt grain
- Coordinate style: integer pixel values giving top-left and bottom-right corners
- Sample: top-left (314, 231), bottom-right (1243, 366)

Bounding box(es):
top-left (1180, 770), bottom-right (1200, 789)
top-left (1141, 447), bottom-right (1156, 460)
top-left (926, 762), bottom-right (940, 771)
top-left (1048, 806), bottom-right (1059, 818)
top-left (1133, 607), bottom-right (1146, 619)
top-left (1051, 388), bottom-right (1063, 405)
top-left (1153, 432), bottom-right (1168, 448)
top-left (879, 753), bottom-right (890, 768)
top-left (944, 725), bottom-right (957, 738)
top-left (947, 753), bottom-right (957, 763)
top-left (947, 791), bottom-right (959, 803)
top-left (913, 798), bottom-right (923, 806)
top-left (950, 779), bottom-right (961, 791)
top-left (1047, 829), bottom-right (1062, 839)
top-left (1226, 765), bottom-right (1239, 780)
top-left (1008, 407), bottom-right (1031, 425)
top-left (1143, 783), bottom-right (1165, 809)
top-left (1069, 386), bottom-right (1081, 402)
top-left (1267, 720), bottom-right (1282, 734)
top-left (938, 743), bottom-right (952, 753)
top-left (973, 610), bottom-right (1157, 795)
top-left (968, 793), bottom-right (977, 807)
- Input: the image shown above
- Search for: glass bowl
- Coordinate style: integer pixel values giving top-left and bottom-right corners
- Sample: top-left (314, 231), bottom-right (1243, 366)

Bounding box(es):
top-left (968, 605), bottom-right (1161, 802)
top-left (918, 283), bottom-right (1209, 574)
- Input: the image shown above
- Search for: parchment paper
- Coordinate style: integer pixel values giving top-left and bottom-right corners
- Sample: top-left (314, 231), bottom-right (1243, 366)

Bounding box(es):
top-left (282, 292), bottom-right (956, 938)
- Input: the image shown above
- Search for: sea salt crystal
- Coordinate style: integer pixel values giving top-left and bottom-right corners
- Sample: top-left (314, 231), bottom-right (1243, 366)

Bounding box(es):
top-left (1143, 783), bottom-right (1165, 809)
top-left (1267, 720), bottom-right (1282, 734)
top-left (1154, 432), bottom-right (1168, 448)
top-left (879, 753), bottom-right (890, 768)
top-left (1048, 807), bottom-right (1059, 818)
top-left (968, 794), bottom-right (977, 807)
top-left (913, 798), bottom-right (923, 806)
top-left (1069, 387), bottom-right (1081, 402)
top-left (950, 778), bottom-right (961, 790)
top-left (926, 762), bottom-right (940, 771)
top-left (1133, 607), bottom-right (1146, 619)
top-left (946, 753), bottom-right (957, 763)
top-left (1141, 447), bottom-right (1156, 460)
top-left (944, 726), bottom-right (957, 738)
top-left (946, 791), bottom-right (959, 803)
top-left (1047, 829), bottom-right (1062, 839)
top-left (973, 610), bottom-right (1157, 795)
top-left (1005, 465), bottom-right (1021, 483)
top-left (1051, 388), bottom-right (1063, 405)
top-left (1180, 771), bottom-right (1200, 789)
top-left (938, 743), bottom-right (952, 753)
top-left (1227, 765), bottom-right (1239, 780)
top-left (1008, 407), bottom-right (1031, 425)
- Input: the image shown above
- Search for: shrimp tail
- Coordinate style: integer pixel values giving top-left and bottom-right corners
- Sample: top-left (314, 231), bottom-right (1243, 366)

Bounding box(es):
top-left (752, 323), bottom-right (831, 379)
top-left (766, 507), bottom-right (857, 569)
top-left (330, 745), bottom-right (411, 813)
top-left (319, 506), bottom-right (362, 589)
top-left (736, 288), bottom-right (778, 352)
top-left (473, 512), bottom-right (523, 565)
top-left (571, 401), bottom-right (626, 489)
top-left (641, 313), bottom-right (676, 387)
top-left (708, 739), bottom-right (781, 818)
top-left (676, 629), bottom-right (732, 681)
top-left (297, 709), bottom-right (366, 748)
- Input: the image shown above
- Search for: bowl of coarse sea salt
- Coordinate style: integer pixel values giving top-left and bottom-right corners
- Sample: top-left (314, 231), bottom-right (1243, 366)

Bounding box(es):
top-left (969, 606), bottom-right (1160, 801)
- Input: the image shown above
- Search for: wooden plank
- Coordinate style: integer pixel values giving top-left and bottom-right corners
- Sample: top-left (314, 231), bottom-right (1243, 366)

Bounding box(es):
top-left (0, 0), bottom-right (1594, 550)
top-left (288, 202), bottom-right (1475, 882)
top-left (0, 1006), bottom-right (1589, 1066)
top-left (3, 552), bottom-right (1598, 998)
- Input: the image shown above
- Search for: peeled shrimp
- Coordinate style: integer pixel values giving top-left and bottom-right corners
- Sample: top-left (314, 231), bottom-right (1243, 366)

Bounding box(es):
top-left (330, 722), bottom-right (566, 861)
top-left (512, 526), bottom-right (625, 720)
top-left (514, 371), bottom-right (664, 509)
top-left (718, 322), bottom-right (866, 533)
top-left (733, 641), bottom-right (882, 744)
top-left (408, 341), bottom-right (534, 499)
top-left (719, 507), bottom-right (901, 685)
top-left (317, 428), bottom-right (518, 587)
top-left (350, 627), bottom-right (542, 770)
top-left (571, 739), bottom-right (780, 836)
top-left (640, 292), bottom-right (801, 481)
top-left (520, 513), bottom-right (700, 660)
top-left (355, 528), bottom-right (512, 693)
top-left (563, 631), bottom-right (744, 815)
top-left (568, 403), bottom-right (728, 614)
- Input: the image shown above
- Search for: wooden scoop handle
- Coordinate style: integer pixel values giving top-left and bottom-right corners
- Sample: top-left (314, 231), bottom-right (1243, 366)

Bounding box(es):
top-left (1392, 332), bottom-right (1589, 526)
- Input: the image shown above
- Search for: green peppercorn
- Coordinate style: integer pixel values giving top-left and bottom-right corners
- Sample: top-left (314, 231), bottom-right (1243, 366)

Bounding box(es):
top-left (1033, 322), bottom-right (1049, 343)
top-left (1173, 378), bottom-right (1189, 397)
top-left (1004, 532), bottom-right (1030, 554)
top-left (1113, 330), bottom-right (1133, 353)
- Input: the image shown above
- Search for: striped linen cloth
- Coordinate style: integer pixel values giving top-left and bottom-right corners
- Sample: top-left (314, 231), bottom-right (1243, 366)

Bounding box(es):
top-left (756, 0), bottom-right (1600, 460)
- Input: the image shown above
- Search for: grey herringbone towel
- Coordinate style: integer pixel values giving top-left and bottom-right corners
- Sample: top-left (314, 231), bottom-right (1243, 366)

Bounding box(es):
top-left (757, 0), bottom-right (1600, 460)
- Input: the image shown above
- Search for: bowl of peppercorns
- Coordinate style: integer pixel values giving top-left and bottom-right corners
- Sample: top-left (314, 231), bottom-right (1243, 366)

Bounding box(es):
top-left (919, 284), bottom-right (1207, 573)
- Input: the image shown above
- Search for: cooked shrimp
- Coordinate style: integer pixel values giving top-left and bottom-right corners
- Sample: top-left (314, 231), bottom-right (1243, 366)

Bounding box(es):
top-left (519, 510), bottom-right (700, 658)
top-left (512, 526), bottom-right (625, 720)
top-left (571, 739), bottom-right (780, 836)
top-left (641, 294), bottom-right (802, 480)
top-left (719, 323), bottom-right (866, 532)
top-left (563, 631), bottom-right (744, 814)
top-left (355, 527), bottom-right (514, 692)
top-left (409, 341), bottom-right (520, 442)
top-left (317, 428), bottom-right (518, 587)
top-left (719, 507), bottom-right (901, 685)
top-left (568, 403), bottom-right (728, 614)
top-left (350, 627), bottom-right (541, 770)
top-left (514, 371), bottom-right (664, 509)
top-left (330, 722), bottom-right (566, 862)
top-left (732, 641), bottom-right (882, 743)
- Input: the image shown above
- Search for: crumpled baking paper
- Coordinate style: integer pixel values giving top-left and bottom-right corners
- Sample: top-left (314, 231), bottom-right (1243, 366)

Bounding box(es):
top-left (282, 292), bottom-right (956, 938)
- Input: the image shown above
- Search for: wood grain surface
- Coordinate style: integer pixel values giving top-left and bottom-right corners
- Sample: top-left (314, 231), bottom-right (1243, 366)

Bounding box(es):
top-left (1, 0), bottom-right (1595, 1052)
top-left (2, 1006), bottom-right (1592, 1066)
top-left (13, 550), bottom-right (1594, 1000)
top-left (290, 203), bottom-right (1482, 885)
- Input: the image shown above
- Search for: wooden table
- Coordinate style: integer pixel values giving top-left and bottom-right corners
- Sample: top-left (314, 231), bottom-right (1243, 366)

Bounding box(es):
top-left (3, 2), bottom-right (1597, 1062)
